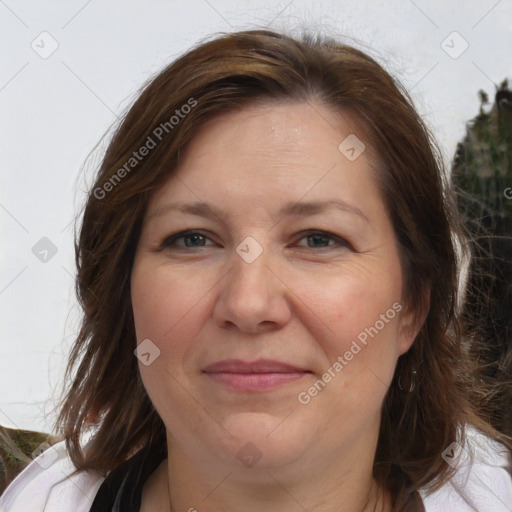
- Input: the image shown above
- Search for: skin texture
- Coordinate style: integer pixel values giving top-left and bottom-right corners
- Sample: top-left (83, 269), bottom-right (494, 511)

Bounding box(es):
top-left (132, 101), bottom-right (419, 512)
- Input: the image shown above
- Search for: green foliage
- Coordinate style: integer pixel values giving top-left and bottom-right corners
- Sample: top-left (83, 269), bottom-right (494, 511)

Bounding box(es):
top-left (452, 78), bottom-right (512, 436)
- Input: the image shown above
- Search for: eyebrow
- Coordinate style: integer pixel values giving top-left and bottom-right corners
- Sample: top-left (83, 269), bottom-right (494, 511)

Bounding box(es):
top-left (147, 199), bottom-right (369, 223)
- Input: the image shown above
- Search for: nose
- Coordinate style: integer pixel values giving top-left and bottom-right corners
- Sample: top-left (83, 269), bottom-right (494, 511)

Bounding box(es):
top-left (212, 243), bottom-right (292, 334)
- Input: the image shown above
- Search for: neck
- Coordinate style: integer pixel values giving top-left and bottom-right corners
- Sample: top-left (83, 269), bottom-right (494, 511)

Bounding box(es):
top-left (153, 434), bottom-right (392, 512)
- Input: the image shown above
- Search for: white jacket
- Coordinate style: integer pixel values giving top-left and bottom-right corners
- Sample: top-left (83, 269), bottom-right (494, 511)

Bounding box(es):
top-left (1, 428), bottom-right (511, 512)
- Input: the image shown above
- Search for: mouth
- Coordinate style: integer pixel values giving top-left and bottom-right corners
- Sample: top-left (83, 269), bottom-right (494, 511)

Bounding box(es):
top-left (202, 359), bottom-right (312, 392)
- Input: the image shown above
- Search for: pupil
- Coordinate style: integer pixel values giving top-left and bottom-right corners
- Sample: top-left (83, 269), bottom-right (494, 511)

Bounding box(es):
top-left (310, 234), bottom-right (328, 247)
top-left (186, 234), bottom-right (204, 247)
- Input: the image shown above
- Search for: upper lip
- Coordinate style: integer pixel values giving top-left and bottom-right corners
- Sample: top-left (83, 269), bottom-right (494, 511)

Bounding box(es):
top-left (203, 359), bottom-right (310, 374)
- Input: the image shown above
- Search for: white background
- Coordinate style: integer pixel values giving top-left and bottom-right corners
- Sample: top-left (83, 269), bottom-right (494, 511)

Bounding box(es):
top-left (1, 0), bottom-right (511, 434)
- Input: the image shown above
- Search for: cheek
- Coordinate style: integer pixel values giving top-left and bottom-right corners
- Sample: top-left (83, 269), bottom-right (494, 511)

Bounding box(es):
top-left (130, 263), bottom-right (214, 420)
top-left (131, 261), bottom-right (209, 346)
top-left (295, 275), bottom-right (402, 420)
top-left (289, 263), bottom-right (403, 420)
top-left (290, 262), bottom-right (403, 355)
top-left (292, 275), bottom-right (402, 447)
top-left (131, 262), bottom-right (212, 427)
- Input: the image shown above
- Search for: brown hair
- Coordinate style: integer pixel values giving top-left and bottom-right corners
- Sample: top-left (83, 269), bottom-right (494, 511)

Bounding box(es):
top-left (53, 29), bottom-right (510, 510)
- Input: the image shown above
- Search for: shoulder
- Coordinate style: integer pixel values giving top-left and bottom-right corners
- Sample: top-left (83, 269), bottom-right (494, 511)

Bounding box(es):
top-left (420, 426), bottom-right (512, 512)
top-left (0, 440), bottom-right (105, 512)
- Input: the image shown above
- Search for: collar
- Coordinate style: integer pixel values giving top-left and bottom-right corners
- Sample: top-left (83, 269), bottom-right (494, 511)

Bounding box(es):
top-left (88, 443), bottom-right (166, 512)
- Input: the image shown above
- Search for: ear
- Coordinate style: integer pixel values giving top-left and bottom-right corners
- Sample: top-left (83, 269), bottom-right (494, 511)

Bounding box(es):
top-left (397, 286), bottom-right (431, 355)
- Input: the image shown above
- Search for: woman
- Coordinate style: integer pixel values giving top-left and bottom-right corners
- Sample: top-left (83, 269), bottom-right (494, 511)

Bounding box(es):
top-left (1, 29), bottom-right (511, 512)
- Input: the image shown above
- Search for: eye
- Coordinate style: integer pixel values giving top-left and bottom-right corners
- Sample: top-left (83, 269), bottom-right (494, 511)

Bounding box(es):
top-left (159, 230), bottom-right (216, 250)
top-left (157, 229), bottom-right (353, 252)
top-left (295, 230), bottom-right (353, 250)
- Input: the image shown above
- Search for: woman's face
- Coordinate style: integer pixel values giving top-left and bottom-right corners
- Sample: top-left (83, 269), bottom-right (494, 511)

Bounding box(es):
top-left (131, 101), bottom-right (417, 475)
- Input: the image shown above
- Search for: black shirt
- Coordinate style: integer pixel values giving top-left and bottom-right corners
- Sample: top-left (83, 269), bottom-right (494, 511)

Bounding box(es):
top-left (89, 443), bottom-right (166, 512)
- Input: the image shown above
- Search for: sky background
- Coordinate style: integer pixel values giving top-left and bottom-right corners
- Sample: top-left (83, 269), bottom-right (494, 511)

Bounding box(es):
top-left (1, 0), bottom-right (511, 434)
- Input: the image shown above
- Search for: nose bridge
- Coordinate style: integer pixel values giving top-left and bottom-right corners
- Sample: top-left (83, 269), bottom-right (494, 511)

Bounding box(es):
top-left (228, 235), bottom-right (273, 302)
top-left (213, 234), bottom-right (290, 331)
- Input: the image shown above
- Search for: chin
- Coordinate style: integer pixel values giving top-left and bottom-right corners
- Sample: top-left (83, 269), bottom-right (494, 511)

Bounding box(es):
top-left (218, 411), bottom-right (313, 470)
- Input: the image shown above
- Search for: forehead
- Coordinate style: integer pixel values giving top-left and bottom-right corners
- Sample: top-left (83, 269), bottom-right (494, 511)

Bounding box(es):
top-left (147, 101), bottom-right (382, 218)
top-left (181, 100), bottom-right (371, 168)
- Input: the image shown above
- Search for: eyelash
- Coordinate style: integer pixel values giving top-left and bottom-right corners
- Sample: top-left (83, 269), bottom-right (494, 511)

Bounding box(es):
top-left (158, 229), bottom-right (354, 252)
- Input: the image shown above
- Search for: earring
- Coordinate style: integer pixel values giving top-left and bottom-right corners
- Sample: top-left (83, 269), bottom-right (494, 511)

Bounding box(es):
top-left (398, 368), bottom-right (417, 393)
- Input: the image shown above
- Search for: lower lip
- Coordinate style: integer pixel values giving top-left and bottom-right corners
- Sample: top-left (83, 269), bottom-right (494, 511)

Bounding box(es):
top-left (205, 372), bottom-right (308, 391)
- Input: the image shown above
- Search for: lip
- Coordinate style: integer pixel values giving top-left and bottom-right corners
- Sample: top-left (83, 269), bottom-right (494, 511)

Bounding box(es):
top-left (202, 359), bottom-right (312, 392)
top-left (203, 359), bottom-right (309, 374)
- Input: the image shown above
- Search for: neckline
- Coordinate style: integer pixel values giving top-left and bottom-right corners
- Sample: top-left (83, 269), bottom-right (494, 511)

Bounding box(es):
top-left (88, 443), bottom-right (167, 512)
top-left (88, 446), bottom-right (425, 512)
